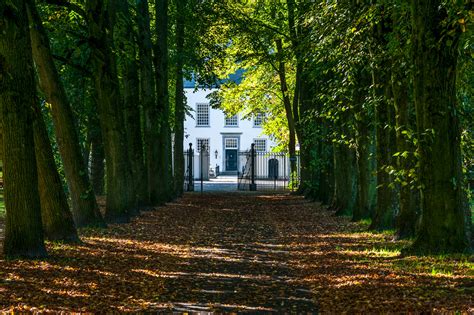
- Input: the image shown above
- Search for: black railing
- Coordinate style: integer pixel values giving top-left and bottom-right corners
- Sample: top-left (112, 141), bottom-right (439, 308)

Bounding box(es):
top-left (238, 144), bottom-right (300, 191)
top-left (184, 143), bottom-right (194, 191)
top-left (237, 150), bottom-right (252, 190)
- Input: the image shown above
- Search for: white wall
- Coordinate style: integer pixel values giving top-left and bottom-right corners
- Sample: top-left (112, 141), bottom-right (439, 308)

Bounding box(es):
top-left (183, 88), bottom-right (275, 175)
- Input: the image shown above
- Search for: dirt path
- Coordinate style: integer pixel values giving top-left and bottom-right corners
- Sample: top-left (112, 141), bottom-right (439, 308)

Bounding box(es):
top-left (0, 193), bottom-right (472, 312)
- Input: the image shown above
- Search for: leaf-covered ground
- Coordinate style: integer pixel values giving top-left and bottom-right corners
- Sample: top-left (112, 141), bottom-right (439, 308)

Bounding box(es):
top-left (0, 193), bottom-right (473, 312)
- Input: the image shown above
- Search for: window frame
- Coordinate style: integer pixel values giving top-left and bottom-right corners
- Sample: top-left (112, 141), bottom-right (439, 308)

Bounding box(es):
top-left (196, 138), bottom-right (210, 152)
top-left (224, 114), bottom-right (239, 127)
top-left (196, 103), bottom-right (210, 127)
top-left (224, 138), bottom-right (238, 149)
top-left (253, 138), bottom-right (267, 152)
top-left (253, 112), bottom-right (264, 127)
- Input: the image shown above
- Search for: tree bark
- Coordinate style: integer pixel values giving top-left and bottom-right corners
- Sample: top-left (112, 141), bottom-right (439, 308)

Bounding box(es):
top-left (353, 113), bottom-right (372, 221)
top-left (392, 69), bottom-right (418, 239)
top-left (369, 14), bottom-right (398, 231)
top-left (114, 0), bottom-right (147, 208)
top-left (88, 105), bottom-right (105, 196)
top-left (85, 0), bottom-right (135, 223)
top-left (370, 85), bottom-right (397, 231)
top-left (32, 104), bottom-right (80, 243)
top-left (333, 141), bottom-right (357, 216)
top-left (173, 0), bottom-right (186, 197)
top-left (408, 0), bottom-right (471, 253)
top-left (26, 0), bottom-right (105, 227)
top-left (137, 0), bottom-right (156, 205)
top-left (0, 0), bottom-right (47, 258)
top-left (153, 0), bottom-right (173, 204)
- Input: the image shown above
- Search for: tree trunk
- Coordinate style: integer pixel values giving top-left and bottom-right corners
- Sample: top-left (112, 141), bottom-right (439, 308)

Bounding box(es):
top-left (408, 0), bottom-right (471, 253)
top-left (88, 107), bottom-right (105, 196)
top-left (370, 83), bottom-right (397, 231)
top-left (32, 104), bottom-right (79, 243)
top-left (173, 0), bottom-right (186, 197)
top-left (86, 0), bottom-right (135, 223)
top-left (275, 39), bottom-right (297, 178)
top-left (153, 0), bottom-right (173, 204)
top-left (113, 0), bottom-right (147, 208)
top-left (137, 0), bottom-right (156, 205)
top-left (392, 70), bottom-right (418, 239)
top-left (353, 115), bottom-right (372, 221)
top-left (0, 0), bottom-right (47, 259)
top-left (319, 139), bottom-right (333, 205)
top-left (333, 142), bottom-right (357, 216)
top-left (297, 72), bottom-right (313, 196)
top-left (26, 0), bottom-right (105, 228)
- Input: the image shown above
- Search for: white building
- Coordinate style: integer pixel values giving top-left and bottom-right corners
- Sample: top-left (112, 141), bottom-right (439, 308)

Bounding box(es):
top-left (184, 83), bottom-right (276, 177)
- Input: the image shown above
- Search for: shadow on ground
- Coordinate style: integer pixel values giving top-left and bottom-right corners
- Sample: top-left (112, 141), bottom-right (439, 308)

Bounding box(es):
top-left (0, 193), bottom-right (472, 312)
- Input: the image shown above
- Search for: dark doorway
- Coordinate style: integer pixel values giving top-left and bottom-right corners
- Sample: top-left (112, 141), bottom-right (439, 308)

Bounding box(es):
top-left (225, 149), bottom-right (238, 171)
top-left (268, 158), bottom-right (279, 179)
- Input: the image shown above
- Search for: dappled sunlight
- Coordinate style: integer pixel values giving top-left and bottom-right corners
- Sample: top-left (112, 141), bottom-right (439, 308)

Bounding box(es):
top-left (40, 287), bottom-right (91, 298)
top-left (1, 193), bottom-right (472, 312)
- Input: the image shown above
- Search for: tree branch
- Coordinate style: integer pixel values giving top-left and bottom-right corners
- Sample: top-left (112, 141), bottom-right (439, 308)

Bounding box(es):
top-left (52, 54), bottom-right (91, 76)
top-left (41, 0), bottom-right (86, 19)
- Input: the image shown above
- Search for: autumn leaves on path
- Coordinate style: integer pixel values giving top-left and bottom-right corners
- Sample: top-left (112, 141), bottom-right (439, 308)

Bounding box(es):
top-left (1, 193), bottom-right (473, 312)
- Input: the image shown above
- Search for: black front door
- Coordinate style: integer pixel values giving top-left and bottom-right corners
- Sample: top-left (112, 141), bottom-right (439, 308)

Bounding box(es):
top-left (225, 149), bottom-right (238, 171)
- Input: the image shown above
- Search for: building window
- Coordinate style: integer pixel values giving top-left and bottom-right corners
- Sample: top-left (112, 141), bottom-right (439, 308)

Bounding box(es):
top-left (253, 113), bottom-right (264, 127)
top-left (197, 138), bottom-right (210, 152)
top-left (225, 138), bottom-right (238, 149)
top-left (225, 114), bottom-right (238, 127)
top-left (196, 103), bottom-right (209, 126)
top-left (254, 139), bottom-right (266, 152)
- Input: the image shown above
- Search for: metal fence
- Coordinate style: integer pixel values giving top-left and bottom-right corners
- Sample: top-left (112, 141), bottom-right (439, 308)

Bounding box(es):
top-left (184, 144), bottom-right (194, 191)
top-left (238, 144), bottom-right (300, 191)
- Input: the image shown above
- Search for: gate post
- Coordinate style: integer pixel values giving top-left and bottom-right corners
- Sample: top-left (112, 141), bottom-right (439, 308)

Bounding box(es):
top-left (200, 144), bottom-right (205, 193)
top-left (250, 143), bottom-right (257, 191)
top-left (188, 143), bottom-right (194, 191)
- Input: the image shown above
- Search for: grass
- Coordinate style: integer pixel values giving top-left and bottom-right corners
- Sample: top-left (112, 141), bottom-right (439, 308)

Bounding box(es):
top-left (391, 254), bottom-right (474, 277)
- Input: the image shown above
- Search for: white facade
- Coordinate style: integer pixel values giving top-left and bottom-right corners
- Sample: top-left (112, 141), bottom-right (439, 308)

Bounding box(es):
top-left (184, 88), bottom-right (275, 176)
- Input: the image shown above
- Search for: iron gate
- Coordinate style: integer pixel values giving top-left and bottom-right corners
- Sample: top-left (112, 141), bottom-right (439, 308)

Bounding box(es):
top-left (238, 144), bottom-right (300, 191)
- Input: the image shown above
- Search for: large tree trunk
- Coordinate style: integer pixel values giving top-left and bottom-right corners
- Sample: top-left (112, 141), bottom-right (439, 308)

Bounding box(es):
top-left (114, 0), bottom-right (148, 208)
top-left (408, 0), bottom-right (471, 253)
top-left (371, 88), bottom-right (398, 231)
top-left (26, 0), bottom-right (105, 228)
top-left (32, 104), bottom-right (79, 243)
top-left (353, 67), bottom-right (373, 221)
top-left (0, 0), bottom-right (47, 259)
top-left (392, 69), bottom-right (418, 239)
top-left (86, 0), bottom-right (135, 223)
top-left (333, 142), bottom-right (357, 216)
top-left (137, 0), bottom-right (156, 205)
top-left (370, 16), bottom-right (398, 230)
top-left (153, 0), bottom-right (173, 204)
top-left (173, 0), bottom-right (186, 197)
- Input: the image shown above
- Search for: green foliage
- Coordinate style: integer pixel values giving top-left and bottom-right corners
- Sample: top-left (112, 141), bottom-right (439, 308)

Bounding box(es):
top-left (190, 1), bottom-right (300, 150)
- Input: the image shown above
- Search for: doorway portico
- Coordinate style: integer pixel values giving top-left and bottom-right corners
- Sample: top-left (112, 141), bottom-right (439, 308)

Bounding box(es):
top-left (221, 133), bottom-right (241, 174)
